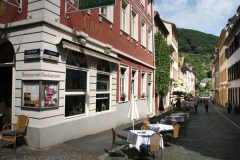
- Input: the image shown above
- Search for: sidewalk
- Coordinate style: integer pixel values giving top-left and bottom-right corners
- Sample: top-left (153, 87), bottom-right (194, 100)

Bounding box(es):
top-left (212, 103), bottom-right (240, 128)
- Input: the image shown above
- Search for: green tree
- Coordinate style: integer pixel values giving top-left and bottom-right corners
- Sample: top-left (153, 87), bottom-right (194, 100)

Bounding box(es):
top-left (155, 32), bottom-right (171, 111)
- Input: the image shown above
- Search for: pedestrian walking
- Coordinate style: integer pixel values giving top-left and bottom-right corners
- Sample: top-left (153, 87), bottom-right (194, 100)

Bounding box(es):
top-left (194, 99), bottom-right (198, 113)
top-left (227, 99), bottom-right (232, 113)
top-left (204, 99), bottom-right (209, 113)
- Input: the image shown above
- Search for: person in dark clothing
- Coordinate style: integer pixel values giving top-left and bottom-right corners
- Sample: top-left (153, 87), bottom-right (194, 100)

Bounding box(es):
top-left (227, 99), bottom-right (232, 113)
top-left (176, 98), bottom-right (181, 108)
top-left (204, 99), bottom-right (209, 113)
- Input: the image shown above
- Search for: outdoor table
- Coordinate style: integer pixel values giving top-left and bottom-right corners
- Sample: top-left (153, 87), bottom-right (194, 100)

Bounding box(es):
top-left (148, 123), bottom-right (174, 132)
top-left (127, 130), bottom-right (164, 151)
top-left (171, 112), bottom-right (189, 119)
top-left (167, 115), bottom-right (185, 122)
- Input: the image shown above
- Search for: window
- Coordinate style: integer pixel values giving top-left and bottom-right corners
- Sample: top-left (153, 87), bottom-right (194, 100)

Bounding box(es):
top-left (131, 69), bottom-right (138, 98)
top-left (120, 65), bottom-right (129, 101)
top-left (121, 0), bottom-right (130, 34)
top-left (148, 28), bottom-right (153, 52)
top-left (96, 60), bottom-right (110, 112)
top-left (141, 0), bottom-right (145, 6)
top-left (100, 6), bottom-right (114, 23)
top-left (131, 9), bottom-right (138, 41)
top-left (147, 0), bottom-right (151, 16)
top-left (22, 81), bottom-right (59, 110)
top-left (141, 72), bottom-right (147, 98)
top-left (65, 52), bottom-right (87, 117)
top-left (141, 21), bottom-right (146, 47)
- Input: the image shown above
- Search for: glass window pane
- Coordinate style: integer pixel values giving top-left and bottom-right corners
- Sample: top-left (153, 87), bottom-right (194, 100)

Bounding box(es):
top-left (23, 82), bottom-right (40, 108)
top-left (66, 69), bottom-right (87, 91)
top-left (41, 82), bottom-right (58, 108)
top-left (66, 52), bottom-right (87, 68)
top-left (65, 95), bottom-right (85, 116)
top-left (96, 94), bottom-right (109, 112)
top-left (97, 74), bottom-right (109, 91)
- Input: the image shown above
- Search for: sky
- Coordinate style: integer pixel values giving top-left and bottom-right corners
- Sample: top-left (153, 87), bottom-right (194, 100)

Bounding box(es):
top-left (154, 0), bottom-right (239, 36)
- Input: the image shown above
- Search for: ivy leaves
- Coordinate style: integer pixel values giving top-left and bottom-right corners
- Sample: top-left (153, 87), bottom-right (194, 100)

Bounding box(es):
top-left (155, 32), bottom-right (171, 96)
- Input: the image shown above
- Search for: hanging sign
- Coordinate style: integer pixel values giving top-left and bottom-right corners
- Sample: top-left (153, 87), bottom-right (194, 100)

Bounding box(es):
top-left (78, 0), bottom-right (115, 11)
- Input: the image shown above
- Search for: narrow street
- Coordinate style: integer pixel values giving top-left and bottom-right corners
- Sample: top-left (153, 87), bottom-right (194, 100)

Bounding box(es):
top-left (1, 102), bottom-right (240, 160)
top-left (162, 103), bottom-right (240, 160)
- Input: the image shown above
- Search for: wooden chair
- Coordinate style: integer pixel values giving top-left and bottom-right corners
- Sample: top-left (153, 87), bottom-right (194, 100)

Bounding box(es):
top-left (109, 128), bottom-right (130, 157)
top-left (141, 124), bottom-right (149, 130)
top-left (141, 133), bottom-right (162, 160)
top-left (165, 123), bottom-right (180, 146)
top-left (1, 115), bottom-right (29, 151)
top-left (143, 119), bottom-right (150, 125)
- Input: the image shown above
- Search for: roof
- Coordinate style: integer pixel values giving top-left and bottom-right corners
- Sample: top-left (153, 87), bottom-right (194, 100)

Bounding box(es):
top-left (154, 11), bottom-right (169, 36)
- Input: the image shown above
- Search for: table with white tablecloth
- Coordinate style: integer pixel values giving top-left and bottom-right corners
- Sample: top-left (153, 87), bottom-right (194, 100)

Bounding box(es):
top-left (127, 130), bottom-right (164, 151)
top-left (148, 123), bottom-right (174, 132)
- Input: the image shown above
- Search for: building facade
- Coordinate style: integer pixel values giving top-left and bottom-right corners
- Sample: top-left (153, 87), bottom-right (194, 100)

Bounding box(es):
top-left (153, 11), bottom-right (169, 112)
top-left (0, 0), bottom-right (154, 148)
top-left (163, 20), bottom-right (179, 108)
top-left (214, 6), bottom-right (240, 107)
top-left (224, 6), bottom-right (240, 108)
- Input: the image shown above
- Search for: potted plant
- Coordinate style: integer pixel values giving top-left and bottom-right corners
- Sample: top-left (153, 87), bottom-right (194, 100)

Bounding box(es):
top-left (141, 92), bottom-right (146, 98)
top-left (120, 93), bottom-right (126, 101)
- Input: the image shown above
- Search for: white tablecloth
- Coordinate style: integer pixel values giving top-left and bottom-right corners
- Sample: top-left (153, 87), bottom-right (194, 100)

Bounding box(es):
top-left (127, 130), bottom-right (164, 151)
top-left (168, 115), bottom-right (185, 122)
top-left (171, 112), bottom-right (189, 119)
top-left (148, 124), bottom-right (174, 132)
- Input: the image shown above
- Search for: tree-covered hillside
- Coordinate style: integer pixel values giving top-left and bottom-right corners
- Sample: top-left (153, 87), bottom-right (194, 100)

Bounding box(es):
top-left (177, 28), bottom-right (219, 93)
top-left (177, 28), bottom-right (218, 54)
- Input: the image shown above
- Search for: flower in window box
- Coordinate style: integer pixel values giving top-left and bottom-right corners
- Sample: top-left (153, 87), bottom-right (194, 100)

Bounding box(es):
top-left (141, 92), bottom-right (146, 98)
top-left (120, 93), bottom-right (126, 101)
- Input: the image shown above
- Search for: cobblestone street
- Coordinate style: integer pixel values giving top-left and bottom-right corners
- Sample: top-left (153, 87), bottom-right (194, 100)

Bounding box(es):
top-left (1, 103), bottom-right (240, 160)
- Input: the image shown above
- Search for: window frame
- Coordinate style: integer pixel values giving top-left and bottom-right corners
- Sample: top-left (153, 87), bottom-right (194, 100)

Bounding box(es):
top-left (141, 21), bottom-right (146, 47)
top-left (141, 71), bottom-right (147, 98)
top-left (148, 27), bottom-right (153, 52)
top-left (21, 80), bottom-right (59, 111)
top-left (65, 52), bottom-right (88, 117)
top-left (99, 6), bottom-right (114, 23)
top-left (96, 71), bottom-right (111, 112)
top-left (121, 0), bottom-right (130, 34)
top-left (131, 8), bottom-right (138, 41)
top-left (120, 65), bottom-right (129, 101)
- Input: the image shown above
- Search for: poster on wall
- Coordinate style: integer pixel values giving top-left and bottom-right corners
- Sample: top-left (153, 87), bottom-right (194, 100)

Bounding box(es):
top-left (23, 82), bottom-right (40, 107)
top-left (41, 82), bottom-right (58, 108)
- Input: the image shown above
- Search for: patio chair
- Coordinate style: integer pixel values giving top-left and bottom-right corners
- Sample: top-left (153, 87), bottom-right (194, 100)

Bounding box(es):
top-left (143, 119), bottom-right (150, 125)
top-left (165, 123), bottom-right (180, 147)
top-left (141, 124), bottom-right (149, 130)
top-left (109, 128), bottom-right (130, 157)
top-left (140, 133), bottom-right (162, 160)
top-left (1, 115), bottom-right (29, 151)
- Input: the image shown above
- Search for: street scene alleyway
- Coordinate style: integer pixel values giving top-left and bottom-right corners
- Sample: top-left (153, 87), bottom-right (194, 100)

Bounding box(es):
top-left (1, 102), bottom-right (240, 160)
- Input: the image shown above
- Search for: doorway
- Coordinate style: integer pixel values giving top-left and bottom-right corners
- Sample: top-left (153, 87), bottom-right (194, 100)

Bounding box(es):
top-left (0, 67), bottom-right (13, 129)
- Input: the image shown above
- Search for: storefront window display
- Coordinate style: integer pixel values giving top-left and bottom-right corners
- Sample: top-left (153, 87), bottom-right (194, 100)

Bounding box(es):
top-left (22, 81), bottom-right (58, 110)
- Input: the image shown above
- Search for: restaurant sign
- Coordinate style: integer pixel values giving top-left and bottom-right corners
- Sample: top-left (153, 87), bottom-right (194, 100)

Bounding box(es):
top-left (78, 0), bottom-right (115, 11)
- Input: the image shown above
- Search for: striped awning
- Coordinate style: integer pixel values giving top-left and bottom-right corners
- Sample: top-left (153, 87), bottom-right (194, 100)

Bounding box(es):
top-left (61, 40), bottom-right (120, 64)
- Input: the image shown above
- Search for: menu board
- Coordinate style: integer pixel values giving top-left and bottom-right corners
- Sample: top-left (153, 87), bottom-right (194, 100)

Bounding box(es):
top-left (23, 82), bottom-right (40, 107)
top-left (41, 82), bottom-right (58, 108)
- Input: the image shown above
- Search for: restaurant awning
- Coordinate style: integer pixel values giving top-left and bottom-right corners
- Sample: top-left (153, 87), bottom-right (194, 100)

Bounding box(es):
top-left (60, 39), bottom-right (120, 64)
